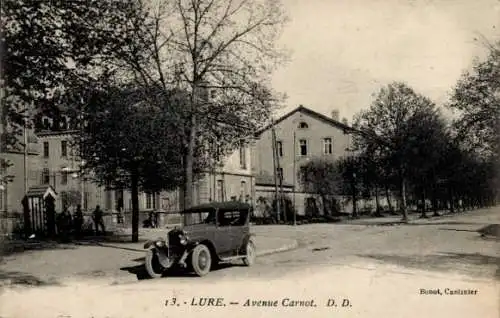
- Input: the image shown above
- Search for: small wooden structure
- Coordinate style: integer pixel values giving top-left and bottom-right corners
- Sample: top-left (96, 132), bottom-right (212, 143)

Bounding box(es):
top-left (22, 185), bottom-right (58, 237)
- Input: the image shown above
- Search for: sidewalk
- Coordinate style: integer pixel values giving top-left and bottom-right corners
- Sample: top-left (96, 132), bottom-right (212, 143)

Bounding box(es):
top-left (340, 207), bottom-right (500, 226)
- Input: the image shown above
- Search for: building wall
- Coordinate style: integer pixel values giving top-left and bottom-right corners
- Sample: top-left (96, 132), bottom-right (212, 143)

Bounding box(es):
top-left (191, 143), bottom-right (254, 206)
top-left (254, 110), bottom-right (353, 188)
top-left (0, 128), bottom-right (40, 214)
top-left (253, 109), bottom-right (354, 215)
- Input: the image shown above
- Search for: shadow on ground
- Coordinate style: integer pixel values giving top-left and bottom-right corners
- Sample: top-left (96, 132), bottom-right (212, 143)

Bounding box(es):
top-left (120, 261), bottom-right (246, 281)
top-left (1, 234), bottom-right (148, 257)
top-left (0, 269), bottom-right (60, 287)
top-left (0, 241), bottom-right (77, 258)
top-left (359, 252), bottom-right (500, 280)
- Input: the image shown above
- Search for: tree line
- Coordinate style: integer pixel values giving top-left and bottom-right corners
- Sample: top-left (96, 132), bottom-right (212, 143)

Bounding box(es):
top-left (299, 41), bottom-right (499, 221)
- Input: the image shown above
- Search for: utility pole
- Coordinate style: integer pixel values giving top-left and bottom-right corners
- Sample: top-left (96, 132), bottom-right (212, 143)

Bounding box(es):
top-left (292, 131), bottom-right (297, 226)
top-left (271, 123), bottom-right (281, 223)
top-left (274, 130), bottom-right (286, 223)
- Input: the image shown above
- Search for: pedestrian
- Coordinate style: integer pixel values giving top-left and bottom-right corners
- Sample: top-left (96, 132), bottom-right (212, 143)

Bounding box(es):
top-left (74, 204), bottom-right (83, 238)
top-left (92, 205), bottom-right (106, 235)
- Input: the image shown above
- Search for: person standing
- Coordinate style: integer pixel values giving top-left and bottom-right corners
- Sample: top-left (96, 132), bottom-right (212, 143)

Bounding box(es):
top-left (92, 205), bottom-right (106, 235)
top-left (74, 204), bottom-right (84, 238)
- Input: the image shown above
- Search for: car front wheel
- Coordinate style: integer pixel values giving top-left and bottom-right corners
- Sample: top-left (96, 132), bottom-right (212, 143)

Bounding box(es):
top-left (145, 249), bottom-right (166, 278)
top-left (243, 239), bottom-right (256, 266)
top-left (191, 244), bottom-right (212, 277)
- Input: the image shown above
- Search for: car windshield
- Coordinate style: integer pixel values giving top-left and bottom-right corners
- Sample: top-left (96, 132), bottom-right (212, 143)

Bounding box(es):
top-left (182, 210), bottom-right (216, 226)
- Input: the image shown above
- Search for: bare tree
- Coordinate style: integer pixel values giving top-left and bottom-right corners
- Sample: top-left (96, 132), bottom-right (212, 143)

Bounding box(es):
top-left (108, 0), bottom-right (288, 209)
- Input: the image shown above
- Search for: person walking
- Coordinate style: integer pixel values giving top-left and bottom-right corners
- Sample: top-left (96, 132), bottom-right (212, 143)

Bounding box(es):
top-left (92, 205), bottom-right (106, 235)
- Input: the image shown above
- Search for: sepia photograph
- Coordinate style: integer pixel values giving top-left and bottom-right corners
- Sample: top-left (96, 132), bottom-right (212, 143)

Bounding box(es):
top-left (0, 0), bottom-right (499, 317)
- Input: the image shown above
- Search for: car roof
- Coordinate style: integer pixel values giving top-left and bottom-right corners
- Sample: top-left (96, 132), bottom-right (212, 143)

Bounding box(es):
top-left (183, 201), bottom-right (252, 213)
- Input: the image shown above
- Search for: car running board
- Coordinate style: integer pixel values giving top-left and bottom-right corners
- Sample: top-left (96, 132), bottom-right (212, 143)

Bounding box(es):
top-left (219, 255), bottom-right (246, 262)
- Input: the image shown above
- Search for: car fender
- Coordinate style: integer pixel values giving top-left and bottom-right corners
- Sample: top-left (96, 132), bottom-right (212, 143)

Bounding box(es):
top-left (147, 247), bottom-right (171, 268)
top-left (187, 239), bottom-right (220, 261)
top-left (239, 233), bottom-right (256, 252)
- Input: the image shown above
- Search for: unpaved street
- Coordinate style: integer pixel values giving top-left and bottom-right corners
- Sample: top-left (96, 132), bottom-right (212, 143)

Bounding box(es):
top-left (0, 207), bottom-right (499, 318)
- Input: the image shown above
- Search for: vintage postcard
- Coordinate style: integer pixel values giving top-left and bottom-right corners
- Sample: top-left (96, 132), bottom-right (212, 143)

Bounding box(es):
top-left (0, 0), bottom-right (498, 317)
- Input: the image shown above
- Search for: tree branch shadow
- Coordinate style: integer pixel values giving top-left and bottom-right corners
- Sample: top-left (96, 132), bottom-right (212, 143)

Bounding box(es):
top-left (0, 269), bottom-right (60, 287)
top-left (358, 252), bottom-right (500, 280)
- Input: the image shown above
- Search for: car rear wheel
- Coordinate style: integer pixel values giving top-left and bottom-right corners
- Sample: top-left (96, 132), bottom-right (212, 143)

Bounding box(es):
top-left (191, 244), bottom-right (212, 277)
top-left (145, 249), bottom-right (166, 278)
top-left (243, 239), bottom-right (256, 266)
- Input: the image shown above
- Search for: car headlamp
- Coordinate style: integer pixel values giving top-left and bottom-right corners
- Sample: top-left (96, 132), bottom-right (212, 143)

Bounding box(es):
top-left (179, 233), bottom-right (188, 245)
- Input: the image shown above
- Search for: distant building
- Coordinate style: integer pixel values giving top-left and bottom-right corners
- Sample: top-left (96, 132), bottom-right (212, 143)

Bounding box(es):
top-left (0, 110), bottom-right (255, 225)
top-left (252, 105), bottom-right (359, 216)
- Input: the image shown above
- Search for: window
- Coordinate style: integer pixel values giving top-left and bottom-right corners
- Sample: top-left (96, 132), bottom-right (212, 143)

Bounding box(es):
top-left (216, 180), bottom-right (224, 202)
top-left (217, 210), bottom-right (247, 227)
top-left (239, 142), bottom-right (247, 169)
top-left (323, 138), bottom-right (333, 154)
top-left (42, 168), bottom-right (50, 184)
top-left (0, 186), bottom-right (4, 211)
top-left (43, 142), bottom-right (49, 158)
top-left (105, 190), bottom-right (112, 210)
top-left (298, 122), bottom-right (309, 129)
top-left (61, 140), bottom-right (67, 157)
top-left (277, 168), bottom-right (283, 181)
top-left (299, 139), bottom-right (308, 156)
top-left (43, 117), bottom-right (50, 129)
top-left (84, 192), bottom-right (89, 211)
top-left (146, 192), bottom-right (153, 209)
top-left (276, 141), bottom-right (283, 157)
top-left (240, 181), bottom-right (247, 201)
top-left (210, 89), bottom-right (217, 99)
top-left (299, 166), bottom-right (307, 183)
top-left (61, 172), bottom-right (68, 185)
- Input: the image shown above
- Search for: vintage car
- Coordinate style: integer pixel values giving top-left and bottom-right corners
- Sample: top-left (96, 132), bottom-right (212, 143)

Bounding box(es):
top-left (143, 201), bottom-right (256, 278)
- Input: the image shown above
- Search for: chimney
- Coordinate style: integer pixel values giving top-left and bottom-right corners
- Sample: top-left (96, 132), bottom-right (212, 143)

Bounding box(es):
top-left (342, 117), bottom-right (349, 125)
top-left (331, 109), bottom-right (340, 121)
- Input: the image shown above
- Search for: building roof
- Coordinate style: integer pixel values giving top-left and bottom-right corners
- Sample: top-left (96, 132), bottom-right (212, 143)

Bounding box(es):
top-left (25, 185), bottom-right (58, 198)
top-left (255, 105), bottom-right (355, 137)
top-left (254, 105), bottom-right (389, 146)
top-left (255, 174), bottom-right (293, 188)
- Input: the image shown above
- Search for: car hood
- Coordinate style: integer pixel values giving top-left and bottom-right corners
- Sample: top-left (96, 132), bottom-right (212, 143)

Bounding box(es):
top-left (168, 224), bottom-right (209, 241)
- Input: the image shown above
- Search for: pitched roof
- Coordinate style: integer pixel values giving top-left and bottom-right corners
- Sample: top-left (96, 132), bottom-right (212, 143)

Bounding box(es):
top-left (25, 185), bottom-right (58, 198)
top-left (255, 105), bottom-right (358, 137)
top-left (255, 174), bottom-right (293, 188)
top-left (254, 105), bottom-right (389, 146)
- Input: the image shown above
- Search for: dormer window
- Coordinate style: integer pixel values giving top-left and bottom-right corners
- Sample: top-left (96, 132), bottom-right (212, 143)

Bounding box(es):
top-left (298, 122), bottom-right (309, 129)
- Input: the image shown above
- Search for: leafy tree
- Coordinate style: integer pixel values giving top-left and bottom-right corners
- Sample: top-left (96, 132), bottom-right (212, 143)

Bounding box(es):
top-left (1, 0), bottom-right (145, 185)
top-left (353, 82), bottom-right (442, 222)
top-left (80, 83), bottom-right (187, 242)
top-left (298, 158), bottom-right (342, 216)
top-left (449, 40), bottom-right (500, 159)
top-left (103, 0), bottom-right (289, 209)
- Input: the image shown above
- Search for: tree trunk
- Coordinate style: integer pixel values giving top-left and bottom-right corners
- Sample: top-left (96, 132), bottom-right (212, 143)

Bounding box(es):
top-left (131, 165), bottom-right (139, 243)
top-left (419, 187), bottom-right (427, 218)
top-left (352, 180), bottom-right (358, 218)
top-left (385, 186), bottom-right (395, 214)
top-left (374, 187), bottom-right (382, 216)
top-left (399, 174), bottom-right (408, 222)
top-left (184, 113), bottom-right (197, 210)
top-left (448, 186), bottom-right (455, 213)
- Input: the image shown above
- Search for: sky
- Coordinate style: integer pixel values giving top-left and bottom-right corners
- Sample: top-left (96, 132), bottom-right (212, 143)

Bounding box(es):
top-left (271, 0), bottom-right (500, 122)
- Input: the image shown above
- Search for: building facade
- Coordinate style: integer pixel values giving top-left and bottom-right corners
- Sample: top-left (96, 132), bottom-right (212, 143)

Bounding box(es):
top-left (0, 121), bottom-right (254, 224)
top-left (252, 105), bottom-right (357, 216)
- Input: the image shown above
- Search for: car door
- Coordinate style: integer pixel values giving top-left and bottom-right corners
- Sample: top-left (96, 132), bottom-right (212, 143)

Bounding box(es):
top-left (229, 209), bottom-right (248, 253)
top-left (214, 209), bottom-right (233, 255)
